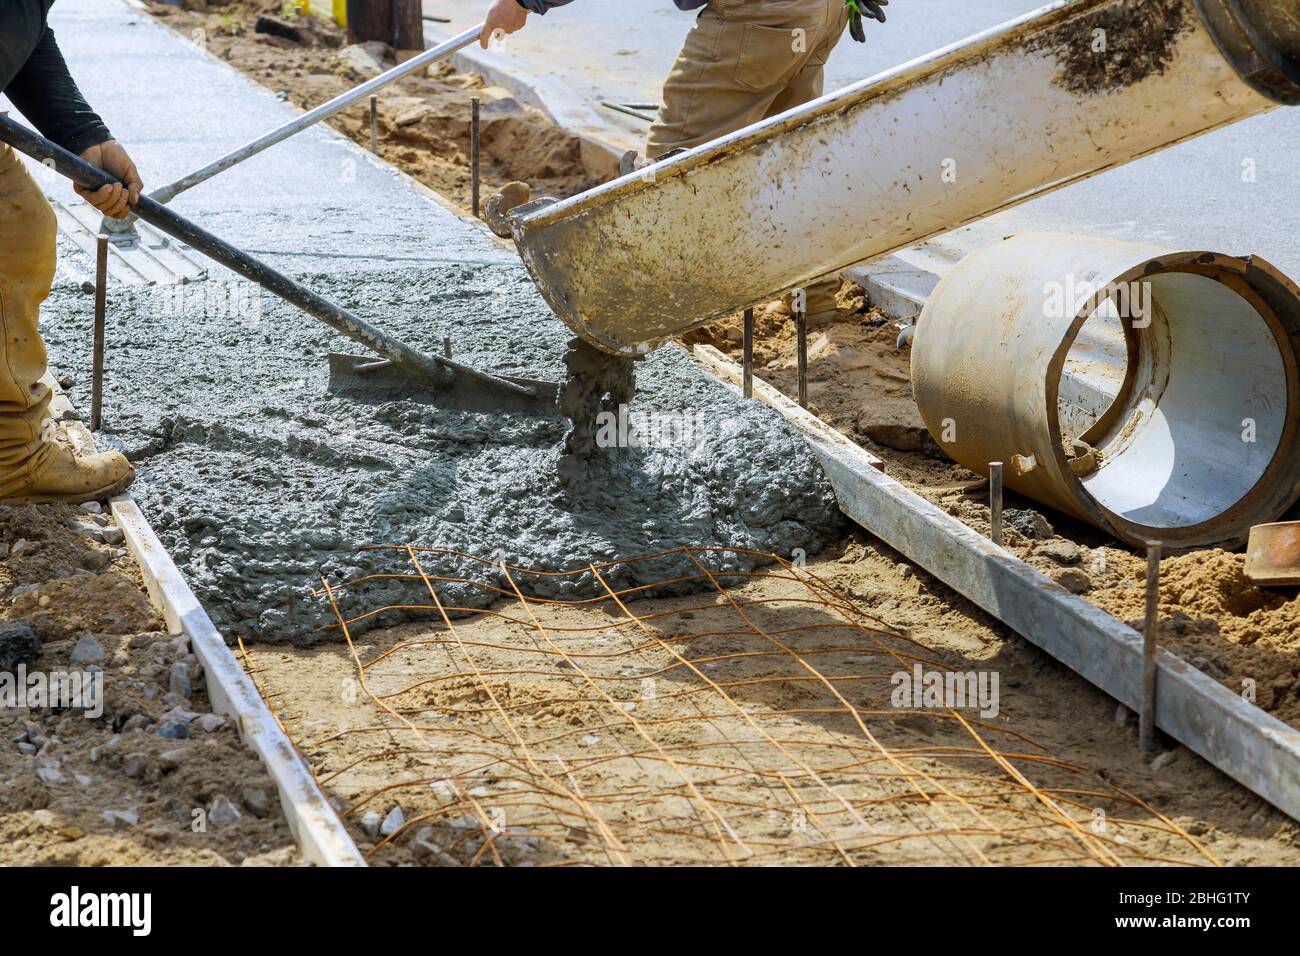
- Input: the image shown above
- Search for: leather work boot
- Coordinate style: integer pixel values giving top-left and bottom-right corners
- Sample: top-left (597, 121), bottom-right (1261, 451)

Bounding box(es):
top-left (0, 443), bottom-right (134, 505)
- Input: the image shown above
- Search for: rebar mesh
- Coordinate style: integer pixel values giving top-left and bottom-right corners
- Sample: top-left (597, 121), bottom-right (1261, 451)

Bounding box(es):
top-left (243, 546), bottom-right (1218, 867)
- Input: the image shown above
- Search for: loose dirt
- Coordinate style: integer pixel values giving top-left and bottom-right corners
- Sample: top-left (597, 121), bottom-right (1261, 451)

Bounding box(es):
top-left (145, 0), bottom-right (601, 213)
top-left (0, 499), bottom-right (301, 865)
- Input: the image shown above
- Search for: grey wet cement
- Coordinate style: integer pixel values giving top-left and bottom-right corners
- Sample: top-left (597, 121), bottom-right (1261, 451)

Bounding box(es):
top-left (40, 263), bottom-right (844, 643)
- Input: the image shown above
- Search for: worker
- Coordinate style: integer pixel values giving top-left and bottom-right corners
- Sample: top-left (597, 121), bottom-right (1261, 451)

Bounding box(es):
top-left (1, 0), bottom-right (139, 503)
top-left (480, 0), bottom-right (887, 327)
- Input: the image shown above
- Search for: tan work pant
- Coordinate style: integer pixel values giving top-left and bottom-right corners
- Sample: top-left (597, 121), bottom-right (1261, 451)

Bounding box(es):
top-left (647, 0), bottom-right (849, 317)
top-left (0, 143), bottom-right (58, 495)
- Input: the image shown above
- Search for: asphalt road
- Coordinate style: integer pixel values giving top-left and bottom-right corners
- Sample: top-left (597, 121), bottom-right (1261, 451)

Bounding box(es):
top-left (426, 0), bottom-right (1300, 276)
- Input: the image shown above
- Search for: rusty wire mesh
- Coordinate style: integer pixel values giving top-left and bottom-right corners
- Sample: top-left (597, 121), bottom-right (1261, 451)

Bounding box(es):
top-left (244, 545), bottom-right (1219, 867)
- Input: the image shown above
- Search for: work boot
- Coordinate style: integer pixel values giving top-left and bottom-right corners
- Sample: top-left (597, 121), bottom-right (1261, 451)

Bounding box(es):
top-left (0, 443), bottom-right (134, 505)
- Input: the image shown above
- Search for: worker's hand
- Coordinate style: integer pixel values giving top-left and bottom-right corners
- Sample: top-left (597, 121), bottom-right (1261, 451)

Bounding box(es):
top-left (480, 0), bottom-right (528, 49)
top-left (847, 0), bottom-right (888, 42)
top-left (75, 140), bottom-right (143, 220)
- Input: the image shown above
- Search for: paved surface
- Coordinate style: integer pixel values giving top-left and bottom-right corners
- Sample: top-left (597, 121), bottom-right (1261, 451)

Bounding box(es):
top-left (7, 0), bottom-right (509, 281)
top-left (426, 0), bottom-right (1300, 278)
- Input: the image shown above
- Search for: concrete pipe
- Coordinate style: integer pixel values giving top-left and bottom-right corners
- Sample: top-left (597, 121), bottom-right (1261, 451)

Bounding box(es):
top-left (510, 0), bottom-right (1300, 357)
top-left (910, 232), bottom-right (1300, 549)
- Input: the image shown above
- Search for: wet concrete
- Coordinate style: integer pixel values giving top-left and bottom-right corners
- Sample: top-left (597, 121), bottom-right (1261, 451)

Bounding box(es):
top-left (40, 263), bottom-right (843, 643)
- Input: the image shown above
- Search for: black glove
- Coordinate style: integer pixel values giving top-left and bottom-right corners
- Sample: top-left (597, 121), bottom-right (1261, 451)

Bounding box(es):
top-left (847, 0), bottom-right (888, 43)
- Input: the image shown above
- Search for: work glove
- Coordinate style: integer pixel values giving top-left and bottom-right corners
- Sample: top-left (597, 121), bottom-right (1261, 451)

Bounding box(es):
top-left (846, 0), bottom-right (888, 43)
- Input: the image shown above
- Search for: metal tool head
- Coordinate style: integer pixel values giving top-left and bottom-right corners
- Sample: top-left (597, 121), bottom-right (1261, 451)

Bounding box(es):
top-left (326, 352), bottom-right (560, 416)
top-left (1244, 520), bottom-right (1300, 587)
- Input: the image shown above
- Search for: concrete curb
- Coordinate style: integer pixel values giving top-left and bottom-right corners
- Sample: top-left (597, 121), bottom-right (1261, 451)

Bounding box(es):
top-left (842, 256), bottom-right (938, 322)
top-left (692, 343), bottom-right (1300, 824)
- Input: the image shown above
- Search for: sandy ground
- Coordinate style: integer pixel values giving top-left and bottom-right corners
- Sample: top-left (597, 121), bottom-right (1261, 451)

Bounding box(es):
top-left (247, 544), bottom-right (1300, 866)
top-left (686, 296), bottom-right (1300, 731)
top-left (0, 494), bottom-right (302, 865)
top-left (145, 0), bottom-right (601, 213)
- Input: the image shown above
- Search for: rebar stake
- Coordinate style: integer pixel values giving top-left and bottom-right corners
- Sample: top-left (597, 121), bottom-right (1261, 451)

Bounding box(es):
top-left (369, 94), bottom-right (378, 153)
top-left (91, 233), bottom-right (107, 432)
top-left (1140, 540), bottom-right (1162, 755)
top-left (471, 96), bottom-right (481, 219)
top-left (795, 292), bottom-right (808, 408)
top-left (988, 461), bottom-right (1004, 546)
top-left (742, 307), bottom-right (754, 399)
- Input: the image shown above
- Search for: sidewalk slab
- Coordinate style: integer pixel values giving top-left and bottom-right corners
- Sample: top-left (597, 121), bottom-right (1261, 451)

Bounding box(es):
top-left (7, 0), bottom-right (510, 280)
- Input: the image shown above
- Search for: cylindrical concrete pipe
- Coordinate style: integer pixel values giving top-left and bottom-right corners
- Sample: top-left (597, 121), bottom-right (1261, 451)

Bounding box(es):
top-left (510, 0), bottom-right (1300, 356)
top-left (910, 232), bottom-right (1300, 549)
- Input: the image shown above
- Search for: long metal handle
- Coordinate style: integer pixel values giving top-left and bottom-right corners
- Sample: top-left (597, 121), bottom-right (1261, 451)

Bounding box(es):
top-left (149, 23), bottom-right (483, 207)
top-left (0, 114), bottom-right (534, 398)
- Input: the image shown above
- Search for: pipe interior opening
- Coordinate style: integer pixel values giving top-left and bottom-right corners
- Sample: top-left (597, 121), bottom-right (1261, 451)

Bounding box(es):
top-left (1056, 270), bottom-right (1287, 530)
top-left (1059, 300), bottom-right (1129, 446)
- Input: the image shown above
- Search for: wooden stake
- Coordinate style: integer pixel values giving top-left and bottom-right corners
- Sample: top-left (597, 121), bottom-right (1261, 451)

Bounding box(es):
top-left (345, 0), bottom-right (390, 45)
top-left (391, 0), bottom-right (425, 58)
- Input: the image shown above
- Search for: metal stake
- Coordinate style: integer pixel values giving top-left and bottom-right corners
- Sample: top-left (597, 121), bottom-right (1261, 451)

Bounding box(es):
top-left (742, 307), bottom-right (754, 399)
top-left (1140, 540), bottom-right (1162, 755)
top-left (471, 96), bottom-right (481, 219)
top-left (369, 95), bottom-right (378, 153)
top-left (795, 292), bottom-right (808, 408)
top-left (988, 461), bottom-right (1004, 546)
top-left (443, 336), bottom-right (452, 359)
top-left (91, 234), bottom-right (107, 431)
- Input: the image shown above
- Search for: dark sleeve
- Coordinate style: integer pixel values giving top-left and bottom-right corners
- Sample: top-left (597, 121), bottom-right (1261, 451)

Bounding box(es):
top-left (515, 0), bottom-right (575, 13)
top-left (4, 27), bottom-right (111, 154)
